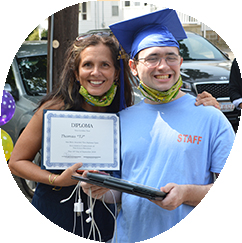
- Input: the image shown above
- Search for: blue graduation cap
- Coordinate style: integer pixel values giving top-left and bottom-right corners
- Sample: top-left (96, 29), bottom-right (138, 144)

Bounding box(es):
top-left (109, 8), bottom-right (187, 58)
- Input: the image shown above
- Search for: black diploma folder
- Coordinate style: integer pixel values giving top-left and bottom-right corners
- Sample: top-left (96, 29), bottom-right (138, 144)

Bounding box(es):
top-left (72, 172), bottom-right (167, 201)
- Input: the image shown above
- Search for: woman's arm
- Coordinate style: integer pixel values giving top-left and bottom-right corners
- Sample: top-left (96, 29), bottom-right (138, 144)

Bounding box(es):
top-left (195, 91), bottom-right (220, 110)
top-left (8, 102), bottom-right (82, 187)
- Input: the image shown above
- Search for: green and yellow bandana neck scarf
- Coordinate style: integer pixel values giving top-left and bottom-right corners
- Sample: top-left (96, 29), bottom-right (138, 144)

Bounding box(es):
top-left (137, 75), bottom-right (183, 103)
top-left (79, 82), bottom-right (117, 107)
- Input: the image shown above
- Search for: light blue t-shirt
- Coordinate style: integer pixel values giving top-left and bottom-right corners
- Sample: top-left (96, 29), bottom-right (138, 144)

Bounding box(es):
top-left (114, 94), bottom-right (235, 243)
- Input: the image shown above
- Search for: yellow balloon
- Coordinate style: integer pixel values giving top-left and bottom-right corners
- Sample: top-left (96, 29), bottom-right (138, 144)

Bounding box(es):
top-left (1, 129), bottom-right (13, 161)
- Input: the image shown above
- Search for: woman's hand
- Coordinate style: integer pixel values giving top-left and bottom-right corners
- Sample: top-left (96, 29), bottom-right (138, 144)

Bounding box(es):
top-left (80, 171), bottom-right (110, 199)
top-left (195, 91), bottom-right (220, 110)
top-left (54, 162), bottom-right (83, 187)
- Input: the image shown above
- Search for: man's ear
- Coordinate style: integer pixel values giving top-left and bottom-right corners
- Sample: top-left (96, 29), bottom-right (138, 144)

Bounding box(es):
top-left (129, 59), bottom-right (138, 76)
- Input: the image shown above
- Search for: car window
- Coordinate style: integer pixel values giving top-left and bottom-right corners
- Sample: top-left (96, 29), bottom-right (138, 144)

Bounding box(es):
top-left (179, 34), bottom-right (226, 60)
top-left (17, 55), bottom-right (47, 96)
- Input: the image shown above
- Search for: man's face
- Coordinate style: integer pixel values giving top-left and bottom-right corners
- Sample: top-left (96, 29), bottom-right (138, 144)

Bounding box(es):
top-left (130, 46), bottom-right (183, 92)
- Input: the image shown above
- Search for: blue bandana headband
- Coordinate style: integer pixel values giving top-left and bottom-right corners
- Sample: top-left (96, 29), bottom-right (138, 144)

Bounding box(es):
top-left (131, 25), bottom-right (179, 59)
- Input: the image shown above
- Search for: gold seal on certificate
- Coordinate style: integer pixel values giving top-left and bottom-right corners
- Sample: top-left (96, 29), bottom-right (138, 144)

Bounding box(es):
top-left (41, 110), bottom-right (120, 171)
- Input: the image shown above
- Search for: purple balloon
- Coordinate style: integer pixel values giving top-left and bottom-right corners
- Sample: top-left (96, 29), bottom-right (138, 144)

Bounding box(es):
top-left (0, 90), bottom-right (16, 126)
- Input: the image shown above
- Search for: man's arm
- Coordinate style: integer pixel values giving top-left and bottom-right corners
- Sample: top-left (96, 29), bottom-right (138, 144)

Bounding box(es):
top-left (151, 173), bottom-right (219, 210)
top-left (78, 170), bottom-right (122, 203)
top-left (232, 98), bottom-right (242, 110)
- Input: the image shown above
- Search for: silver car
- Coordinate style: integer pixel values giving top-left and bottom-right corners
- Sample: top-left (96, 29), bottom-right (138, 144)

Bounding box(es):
top-left (2, 41), bottom-right (47, 198)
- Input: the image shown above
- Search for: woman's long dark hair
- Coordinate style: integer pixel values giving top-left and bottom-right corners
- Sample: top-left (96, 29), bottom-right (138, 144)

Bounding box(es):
top-left (37, 34), bottom-right (136, 112)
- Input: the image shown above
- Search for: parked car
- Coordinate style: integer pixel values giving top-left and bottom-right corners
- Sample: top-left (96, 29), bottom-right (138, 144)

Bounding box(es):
top-left (178, 32), bottom-right (240, 128)
top-left (2, 41), bottom-right (47, 198)
top-left (1, 31), bottom-right (239, 198)
top-left (88, 29), bottom-right (239, 127)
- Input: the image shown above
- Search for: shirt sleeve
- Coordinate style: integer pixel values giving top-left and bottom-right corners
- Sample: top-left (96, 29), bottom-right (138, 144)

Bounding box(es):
top-left (210, 115), bottom-right (235, 173)
top-left (232, 98), bottom-right (242, 110)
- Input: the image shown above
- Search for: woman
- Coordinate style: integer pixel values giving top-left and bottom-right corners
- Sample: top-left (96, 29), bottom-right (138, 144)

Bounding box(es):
top-left (8, 33), bottom-right (135, 241)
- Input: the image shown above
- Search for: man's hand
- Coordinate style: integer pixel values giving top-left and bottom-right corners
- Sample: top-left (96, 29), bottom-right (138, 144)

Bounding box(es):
top-left (80, 171), bottom-right (110, 199)
top-left (195, 91), bottom-right (220, 110)
top-left (150, 183), bottom-right (213, 210)
top-left (150, 183), bottom-right (186, 210)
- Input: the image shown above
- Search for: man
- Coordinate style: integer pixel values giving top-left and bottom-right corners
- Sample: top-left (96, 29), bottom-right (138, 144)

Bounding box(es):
top-left (81, 8), bottom-right (235, 243)
top-left (229, 58), bottom-right (242, 132)
top-left (229, 58), bottom-right (242, 109)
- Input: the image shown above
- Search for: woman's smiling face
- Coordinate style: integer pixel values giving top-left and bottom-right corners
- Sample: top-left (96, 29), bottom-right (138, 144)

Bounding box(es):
top-left (76, 43), bottom-right (118, 97)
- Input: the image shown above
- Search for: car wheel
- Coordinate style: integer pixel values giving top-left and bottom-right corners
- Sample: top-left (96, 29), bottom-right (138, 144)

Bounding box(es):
top-left (19, 151), bottom-right (41, 199)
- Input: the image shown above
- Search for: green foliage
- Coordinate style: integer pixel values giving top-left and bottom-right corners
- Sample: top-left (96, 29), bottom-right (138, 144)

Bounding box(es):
top-left (41, 29), bottom-right (48, 40)
top-left (26, 28), bottom-right (48, 41)
top-left (26, 29), bottom-right (39, 41)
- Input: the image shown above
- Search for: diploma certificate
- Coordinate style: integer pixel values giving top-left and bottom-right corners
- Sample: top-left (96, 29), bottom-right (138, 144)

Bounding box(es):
top-left (41, 110), bottom-right (120, 171)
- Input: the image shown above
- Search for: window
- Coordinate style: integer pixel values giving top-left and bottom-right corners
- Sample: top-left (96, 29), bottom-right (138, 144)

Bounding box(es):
top-left (125, 1), bottom-right (130, 7)
top-left (112, 6), bottom-right (119, 16)
top-left (179, 33), bottom-right (226, 60)
top-left (17, 56), bottom-right (47, 95)
top-left (81, 2), bottom-right (87, 20)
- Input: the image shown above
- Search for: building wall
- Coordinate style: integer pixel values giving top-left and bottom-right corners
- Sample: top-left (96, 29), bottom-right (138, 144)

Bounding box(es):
top-left (78, 1), bottom-right (228, 49)
top-left (78, 1), bottom-right (154, 33)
